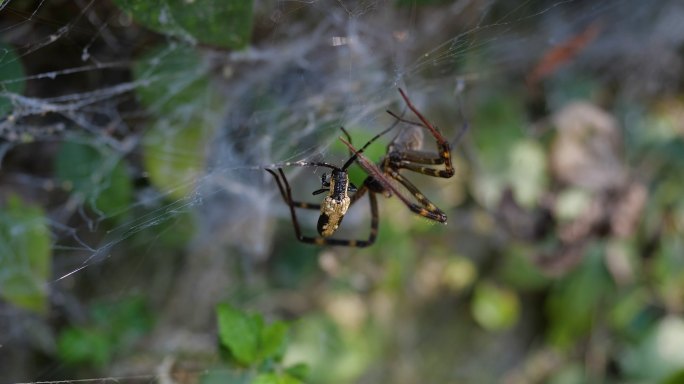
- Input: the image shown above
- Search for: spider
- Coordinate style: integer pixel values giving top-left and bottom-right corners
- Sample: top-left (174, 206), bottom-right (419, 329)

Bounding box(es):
top-left (267, 88), bottom-right (459, 247)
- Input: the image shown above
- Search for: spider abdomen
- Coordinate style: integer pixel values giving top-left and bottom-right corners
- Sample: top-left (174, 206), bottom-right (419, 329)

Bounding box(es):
top-left (318, 195), bottom-right (351, 237)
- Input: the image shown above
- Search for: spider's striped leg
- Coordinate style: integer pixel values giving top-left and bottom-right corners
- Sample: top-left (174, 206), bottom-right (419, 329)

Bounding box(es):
top-left (386, 101), bottom-right (454, 178)
top-left (266, 169), bottom-right (379, 247)
top-left (385, 168), bottom-right (448, 223)
top-left (340, 137), bottom-right (447, 224)
top-left (396, 88), bottom-right (450, 145)
top-left (384, 141), bottom-right (455, 178)
top-left (266, 168), bottom-right (321, 210)
top-left (385, 110), bottom-right (454, 176)
top-left (395, 159), bottom-right (454, 178)
top-left (340, 120), bottom-right (400, 170)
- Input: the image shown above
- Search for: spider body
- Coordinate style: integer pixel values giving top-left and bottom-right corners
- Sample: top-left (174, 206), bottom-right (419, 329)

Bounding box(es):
top-left (317, 169), bottom-right (353, 237)
top-left (267, 88), bottom-right (464, 247)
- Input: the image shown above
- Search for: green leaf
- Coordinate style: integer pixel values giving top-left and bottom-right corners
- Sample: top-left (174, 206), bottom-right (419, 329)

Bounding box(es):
top-left (135, 46), bottom-right (218, 200)
top-left (142, 118), bottom-right (207, 200)
top-left (217, 304), bottom-right (263, 365)
top-left (471, 281), bottom-right (520, 331)
top-left (252, 372), bottom-right (303, 384)
top-left (260, 320), bottom-right (288, 361)
top-left (167, 0), bottom-right (253, 49)
top-left (0, 42), bottom-right (26, 117)
top-left (55, 141), bottom-right (132, 219)
top-left (132, 45), bottom-right (211, 114)
top-left (57, 328), bottom-right (111, 367)
top-left (284, 363), bottom-right (310, 381)
top-left (112, 1), bottom-right (181, 36)
top-left (114, 0), bottom-right (253, 49)
top-left (0, 196), bottom-right (51, 313)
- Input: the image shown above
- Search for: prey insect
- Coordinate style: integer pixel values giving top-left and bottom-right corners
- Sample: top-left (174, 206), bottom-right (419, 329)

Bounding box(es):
top-left (267, 88), bottom-right (460, 247)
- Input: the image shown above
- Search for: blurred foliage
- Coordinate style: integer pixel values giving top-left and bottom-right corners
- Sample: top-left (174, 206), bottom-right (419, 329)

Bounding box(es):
top-left (0, 196), bottom-right (50, 313)
top-left (56, 141), bottom-right (132, 222)
top-left (471, 281), bottom-right (520, 331)
top-left (546, 246), bottom-right (613, 348)
top-left (135, 45), bottom-right (220, 200)
top-left (213, 304), bottom-right (307, 384)
top-left (57, 297), bottom-right (153, 367)
top-left (0, 42), bottom-right (25, 117)
top-left (113, 0), bottom-right (253, 49)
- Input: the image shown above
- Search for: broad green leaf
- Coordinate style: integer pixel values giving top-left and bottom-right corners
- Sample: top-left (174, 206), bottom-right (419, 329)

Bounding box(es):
top-left (0, 196), bottom-right (51, 313)
top-left (470, 281), bottom-right (520, 331)
top-left (142, 118), bottom-right (207, 200)
top-left (112, 1), bottom-right (182, 36)
top-left (132, 45), bottom-right (211, 114)
top-left (260, 320), bottom-right (288, 361)
top-left (135, 46), bottom-right (218, 200)
top-left (167, 0), bottom-right (253, 49)
top-left (57, 328), bottom-right (111, 367)
top-left (114, 0), bottom-right (253, 49)
top-left (0, 42), bottom-right (26, 117)
top-left (55, 141), bottom-right (132, 218)
top-left (217, 304), bottom-right (263, 365)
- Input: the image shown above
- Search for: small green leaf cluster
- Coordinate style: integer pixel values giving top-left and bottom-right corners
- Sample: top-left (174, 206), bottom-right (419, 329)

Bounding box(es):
top-left (215, 304), bottom-right (308, 384)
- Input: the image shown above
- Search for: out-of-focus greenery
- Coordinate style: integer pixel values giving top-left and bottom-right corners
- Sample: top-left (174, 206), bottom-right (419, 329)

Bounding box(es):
top-left (211, 304), bottom-right (307, 384)
top-left (112, 0), bottom-right (253, 49)
top-left (55, 141), bottom-right (133, 222)
top-left (0, 42), bottom-right (25, 117)
top-left (0, 196), bottom-right (50, 313)
top-left (57, 297), bottom-right (153, 367)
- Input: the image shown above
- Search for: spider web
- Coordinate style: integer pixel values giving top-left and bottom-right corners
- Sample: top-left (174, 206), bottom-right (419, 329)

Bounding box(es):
top-left (1, 0), bottom-right (682, 382)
